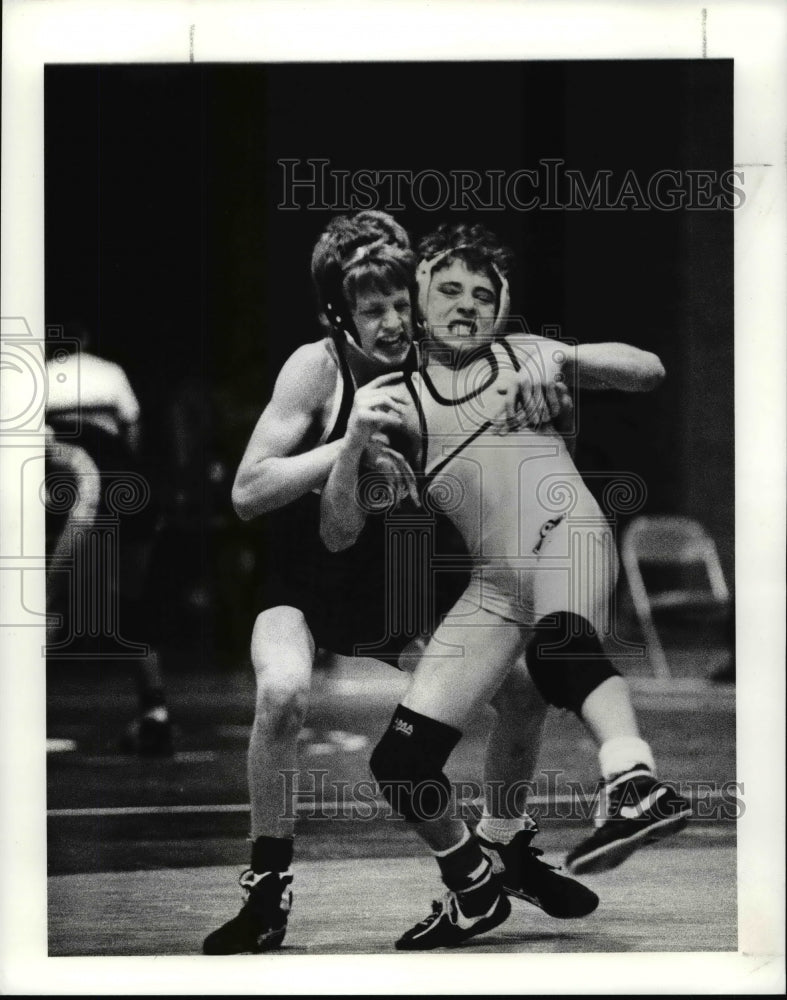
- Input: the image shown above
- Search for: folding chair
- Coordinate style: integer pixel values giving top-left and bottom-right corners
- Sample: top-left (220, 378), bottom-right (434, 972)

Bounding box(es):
top-left (620, 515), bottom-right (731, 679)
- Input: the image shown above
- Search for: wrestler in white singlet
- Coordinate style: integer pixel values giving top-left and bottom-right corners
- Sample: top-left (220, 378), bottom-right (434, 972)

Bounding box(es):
top-left (406, 337), bottom-right (618, 634)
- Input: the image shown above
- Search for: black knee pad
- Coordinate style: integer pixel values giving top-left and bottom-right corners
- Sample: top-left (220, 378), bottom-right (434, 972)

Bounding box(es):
top-left (526, 611), bottom-right (620, 716)
top-left (370, 705), bottom-right (461, 822)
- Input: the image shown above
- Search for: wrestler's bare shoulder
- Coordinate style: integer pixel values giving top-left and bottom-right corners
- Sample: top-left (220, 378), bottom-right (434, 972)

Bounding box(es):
top-left (274, 338), bottom-right (340, 406)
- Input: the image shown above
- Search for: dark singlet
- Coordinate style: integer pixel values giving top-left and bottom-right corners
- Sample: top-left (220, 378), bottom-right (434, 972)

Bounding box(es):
top-left (255, 340), bottom-right (468, 664)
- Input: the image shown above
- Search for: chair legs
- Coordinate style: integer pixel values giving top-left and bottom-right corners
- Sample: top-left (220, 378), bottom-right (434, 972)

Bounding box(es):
top-left (635, 607), bottom-right (672, 680)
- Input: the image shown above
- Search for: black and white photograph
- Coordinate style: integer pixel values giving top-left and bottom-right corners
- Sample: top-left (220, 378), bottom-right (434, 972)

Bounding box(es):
top-left (1, 1), bottom-right (784, 994)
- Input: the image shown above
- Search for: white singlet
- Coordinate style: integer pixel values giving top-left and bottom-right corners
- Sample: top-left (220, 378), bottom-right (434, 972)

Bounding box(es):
top-left (407, 339), bottom-right (619, 632)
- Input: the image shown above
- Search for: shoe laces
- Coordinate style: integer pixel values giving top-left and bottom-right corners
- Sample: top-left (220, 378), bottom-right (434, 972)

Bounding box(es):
top-left (238, 868), bottom-right (287, 894)
top-left (238, 869), bottom-right (293, 915)
top-left (410, 895), bottom-right (450, 933)
top-left (239, 869), bottom-right (264, 895)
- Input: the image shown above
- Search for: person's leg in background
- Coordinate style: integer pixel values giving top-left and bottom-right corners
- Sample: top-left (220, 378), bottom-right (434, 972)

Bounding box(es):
top-left (118, 515), bottom-right (174, 757)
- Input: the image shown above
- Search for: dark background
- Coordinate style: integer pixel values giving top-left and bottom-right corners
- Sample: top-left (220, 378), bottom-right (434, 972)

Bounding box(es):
top-left (45, 61), bottom-right (734, 666)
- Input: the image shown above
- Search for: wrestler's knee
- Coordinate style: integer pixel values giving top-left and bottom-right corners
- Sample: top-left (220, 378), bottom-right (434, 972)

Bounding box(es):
top-left (260, 683), bottom-right (309, 740)
top-left (370, 705), bottom-right (461, 822)
top-left (251, 607), bottom-right (313, 737)
top-left (252, 606), bottom-right (314, 657)
top-left (526, 611), bottom-right (620, 716)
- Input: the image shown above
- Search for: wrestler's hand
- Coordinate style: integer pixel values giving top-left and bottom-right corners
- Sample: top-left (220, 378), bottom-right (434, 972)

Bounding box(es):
top-left (551, 378), bottom-right (574, 428)
top-left (490, 368), bottom-right (526, 435)
top-left (363, 436), bottom-right (420, 507)
top-left (491, 363), bottom-right (568, 435)
top-left (345, 372), bottom-right (410, 450)
top-left (551, 379), bottom-right (577, 456)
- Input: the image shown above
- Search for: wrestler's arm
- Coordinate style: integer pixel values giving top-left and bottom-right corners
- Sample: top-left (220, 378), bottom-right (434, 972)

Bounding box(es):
top-left (319, 425), bottom-right (369, 552)
top-left (504, 334), bottom-right (664, 393)
top-left (232, 343), bottom-right (343, 520)
top-left (320, 373), bottom-right (415, 552)
top-left (567, 342), bottom-right (665, 392)
top-left (498, 335), bottom-right (664, 430)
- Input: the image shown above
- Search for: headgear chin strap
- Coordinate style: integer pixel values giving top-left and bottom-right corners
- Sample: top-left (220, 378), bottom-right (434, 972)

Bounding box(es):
top-left (416, 246), bottom-right (511, 338)
top-left (321, 257), bottom-right (361, 346)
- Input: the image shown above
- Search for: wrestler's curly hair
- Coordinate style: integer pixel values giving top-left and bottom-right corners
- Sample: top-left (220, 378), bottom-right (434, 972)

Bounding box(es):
top-left (311, 211), bottom-right (415, 311)
top-left (416, 222), bottom-right (514, 281)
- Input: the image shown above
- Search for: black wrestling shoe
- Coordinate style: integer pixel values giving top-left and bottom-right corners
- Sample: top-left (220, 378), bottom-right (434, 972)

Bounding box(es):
top-left (565, 767), bottom-right (693, 875)
top-left (202, 869), bottom-right (293, 954)
top-left (395, 866), bottom-right (510, 951)
top-left (478, 828), bottom-right (599, 918)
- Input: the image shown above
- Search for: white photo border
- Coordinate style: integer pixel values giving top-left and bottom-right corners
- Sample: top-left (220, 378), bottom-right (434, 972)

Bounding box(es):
top-left (1, 0), bottom-right (785, 994)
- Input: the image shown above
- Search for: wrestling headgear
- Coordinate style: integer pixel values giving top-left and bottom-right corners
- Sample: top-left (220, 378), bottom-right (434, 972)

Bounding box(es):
top-left (319, 241), bottom-right (420, 351)
top-left (416, 245), bottom-right (511, 338)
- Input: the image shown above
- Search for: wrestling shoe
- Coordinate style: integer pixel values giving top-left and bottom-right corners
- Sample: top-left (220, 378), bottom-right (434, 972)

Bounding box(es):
top-left (395, 866), bottom-right (510, 951)
top-left (202, 869), bottom-right (293, 954)
top-left (478, 828), bottom-right (599, 918)
top-left (565, 766), bottom-right (693, 875)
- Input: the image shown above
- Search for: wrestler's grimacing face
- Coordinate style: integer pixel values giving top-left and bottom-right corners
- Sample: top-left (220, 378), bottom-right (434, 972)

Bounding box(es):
top-left (423, 258), bottom-right (497, 350)
top-left (351, 286), bottom-right (414, 367)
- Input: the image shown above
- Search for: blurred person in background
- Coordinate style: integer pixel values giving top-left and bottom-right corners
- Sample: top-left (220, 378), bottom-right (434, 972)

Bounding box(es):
top-left (46, 321), bottom-right (173, 756)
